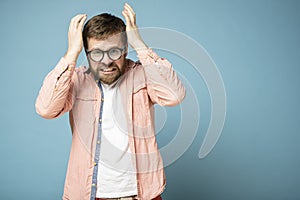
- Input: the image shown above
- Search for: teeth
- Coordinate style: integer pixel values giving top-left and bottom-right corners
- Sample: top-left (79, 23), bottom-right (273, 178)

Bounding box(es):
top-left (101, 68), bottom-right (114, 72)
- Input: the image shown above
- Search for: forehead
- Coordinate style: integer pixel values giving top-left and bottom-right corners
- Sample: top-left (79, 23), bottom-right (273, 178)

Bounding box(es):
top-left (87, 34), bottom-right (124, 51)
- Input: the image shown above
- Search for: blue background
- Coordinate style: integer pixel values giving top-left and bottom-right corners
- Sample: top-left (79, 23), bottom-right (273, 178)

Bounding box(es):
top-left (1, 0), bottom-right (300, 199)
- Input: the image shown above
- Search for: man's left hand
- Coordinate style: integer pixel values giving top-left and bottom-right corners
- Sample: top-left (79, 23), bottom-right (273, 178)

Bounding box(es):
top-left (122, 3), bottom-right (148, 51)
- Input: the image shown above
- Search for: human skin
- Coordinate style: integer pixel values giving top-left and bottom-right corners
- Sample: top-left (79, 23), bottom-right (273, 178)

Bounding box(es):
top-left (63, 3), bottom-right (148, 75)
top-left (86, 36), bottom-right (127, 84)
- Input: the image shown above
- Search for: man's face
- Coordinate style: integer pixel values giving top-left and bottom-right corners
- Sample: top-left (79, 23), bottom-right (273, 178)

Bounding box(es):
top-left (86, 35), bottom-right (127, 84)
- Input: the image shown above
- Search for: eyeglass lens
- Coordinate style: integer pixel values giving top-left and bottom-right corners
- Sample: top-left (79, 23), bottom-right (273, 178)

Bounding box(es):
top-left (90, 48), bottom-right (123, 62)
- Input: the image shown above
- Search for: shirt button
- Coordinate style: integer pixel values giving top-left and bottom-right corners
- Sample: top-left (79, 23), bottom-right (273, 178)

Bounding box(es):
top-left (101, 98), bottom-right (104, 102)
top-left (92, 183), bottom-right (96, 187)
top-left (97, 140), bottom-right (100, 144)
top-left (94, 162), bottom-right (97, 166)
top-left (99, 118), bottom-right (102, 122)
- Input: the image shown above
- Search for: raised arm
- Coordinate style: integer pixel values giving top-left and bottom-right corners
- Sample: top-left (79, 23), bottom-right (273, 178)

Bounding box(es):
top-left (35, 14), bottom-right (87, 119)
top-left (122, 3), bottom-right (185, 106)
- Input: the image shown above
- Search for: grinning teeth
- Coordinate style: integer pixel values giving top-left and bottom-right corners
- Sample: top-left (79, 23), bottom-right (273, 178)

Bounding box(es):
top-left (102, 68), bottom-right (114, 72)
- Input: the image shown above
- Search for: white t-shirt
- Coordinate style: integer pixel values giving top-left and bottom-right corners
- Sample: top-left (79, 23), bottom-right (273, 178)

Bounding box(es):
top-left (96, 82), bottom-right (137, 198)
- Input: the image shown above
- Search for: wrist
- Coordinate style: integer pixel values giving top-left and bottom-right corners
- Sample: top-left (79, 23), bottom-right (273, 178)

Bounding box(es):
top-left (63, 50), bottom-right (80, 63)
top-left (132, 40), bottom-right (148, 52)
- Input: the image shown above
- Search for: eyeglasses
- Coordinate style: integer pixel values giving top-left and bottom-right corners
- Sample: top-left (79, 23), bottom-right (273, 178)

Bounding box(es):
top-left (87, 47), bottom-right (125, 62)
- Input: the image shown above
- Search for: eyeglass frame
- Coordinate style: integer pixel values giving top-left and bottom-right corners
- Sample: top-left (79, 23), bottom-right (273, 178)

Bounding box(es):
top-left (86, 46), bottom-right (126, 63)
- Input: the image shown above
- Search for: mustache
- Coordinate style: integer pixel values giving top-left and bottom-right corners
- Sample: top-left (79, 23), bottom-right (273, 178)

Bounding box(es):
top-left (96, 64), bottom-right (118, 71)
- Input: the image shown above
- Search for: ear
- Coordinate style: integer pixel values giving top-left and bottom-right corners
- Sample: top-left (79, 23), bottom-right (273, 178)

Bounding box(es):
top-left (124, 44), bottom-right (128, 57)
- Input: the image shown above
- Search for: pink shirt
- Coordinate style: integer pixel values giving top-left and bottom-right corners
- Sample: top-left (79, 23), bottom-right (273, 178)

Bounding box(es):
top-left (35, 48), bottom-right (186, 200)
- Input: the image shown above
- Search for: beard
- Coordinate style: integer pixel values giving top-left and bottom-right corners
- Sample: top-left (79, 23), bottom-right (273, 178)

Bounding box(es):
top-left (90, 61), bottom-right (126, 85)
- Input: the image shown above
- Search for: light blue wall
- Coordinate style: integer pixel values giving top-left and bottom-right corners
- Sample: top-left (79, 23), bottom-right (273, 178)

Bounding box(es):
top-left (0, 0), bottom-right (299, 199)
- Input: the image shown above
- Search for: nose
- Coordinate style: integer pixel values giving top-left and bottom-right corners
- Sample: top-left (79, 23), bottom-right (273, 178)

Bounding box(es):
top-left (101, 52), bottom-right (113, 66)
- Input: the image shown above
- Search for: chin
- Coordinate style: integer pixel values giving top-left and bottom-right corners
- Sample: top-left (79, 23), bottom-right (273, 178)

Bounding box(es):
top-left (100, 75), bottom-right (119, 85)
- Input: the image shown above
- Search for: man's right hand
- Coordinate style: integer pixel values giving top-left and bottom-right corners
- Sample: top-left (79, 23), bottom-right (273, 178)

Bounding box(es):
top-left (64, 14), bottom-right (87, 63)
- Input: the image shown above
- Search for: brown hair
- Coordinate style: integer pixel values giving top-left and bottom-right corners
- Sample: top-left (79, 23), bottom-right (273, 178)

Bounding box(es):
top-left (82, 13), bottom-right (127, 51)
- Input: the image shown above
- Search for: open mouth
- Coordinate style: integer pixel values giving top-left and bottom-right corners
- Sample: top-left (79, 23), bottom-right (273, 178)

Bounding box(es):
top-left (99, 67), bottom-right (117, 74)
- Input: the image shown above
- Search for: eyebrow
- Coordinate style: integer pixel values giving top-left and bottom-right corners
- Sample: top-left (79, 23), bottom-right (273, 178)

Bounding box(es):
top-left (89, 46), bottom-right (122, 52)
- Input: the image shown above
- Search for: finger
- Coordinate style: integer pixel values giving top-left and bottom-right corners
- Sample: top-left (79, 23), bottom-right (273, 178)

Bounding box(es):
top-left (124, 6), bottom-right (136, 25)
top-left (77, 14), bottom-right (87, 28)
top-left (125, 3), bottom-right (135, 15)
top-left (78, 14), bottom-right (87, 30)
top-left (75, 14), bottom-right (87, 29)
top-left (70, 14), bottom-right (86, 31)
top-left (70, 14), bottom-right (83, 26)
top-left (69, 15), bottom-right (78, 32)
top-left (124, 3), bottom-right (135, 18)
top-left (122, 10), bottom-right (132, 27)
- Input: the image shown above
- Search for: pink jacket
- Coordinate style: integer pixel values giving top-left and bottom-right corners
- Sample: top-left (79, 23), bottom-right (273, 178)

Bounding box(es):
top-left (35, 48), bottom-right (185, 200)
